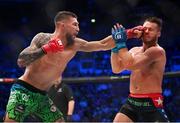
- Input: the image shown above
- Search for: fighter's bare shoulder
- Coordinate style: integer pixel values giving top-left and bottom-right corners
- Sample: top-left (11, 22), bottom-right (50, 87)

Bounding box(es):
top-left (74, 37), bottom-right (88, 47)
top-left (75, 37), bottom-right (87, 44)
top-left (31, 32), bottom-right (51, 47)
top-left (141, 46), bottom-right (166, 63)
top-left (129, 46), bottom-right (142, 53)
top-left (146, 45), bottom-right (165, 56)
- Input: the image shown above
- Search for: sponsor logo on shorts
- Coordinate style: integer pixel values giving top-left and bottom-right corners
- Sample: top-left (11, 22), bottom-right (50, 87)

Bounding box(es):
top-left (57, 88), bottom-right (62, 92)
top-left (22, 93), bottom-right (29, 101)
top-left (50, 105), bottom-right (57, 112)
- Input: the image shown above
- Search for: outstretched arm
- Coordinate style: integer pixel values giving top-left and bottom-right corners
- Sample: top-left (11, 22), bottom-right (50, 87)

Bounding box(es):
top-left (77, 36), bottom-right (115, 52)
top-left (77, 25), bottom-right (143, 52)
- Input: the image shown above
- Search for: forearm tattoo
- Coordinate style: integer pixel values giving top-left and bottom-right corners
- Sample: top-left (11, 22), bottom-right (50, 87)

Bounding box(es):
top-left (17, 48), bottom-right (45, 67)
top-left (17, 33), bottom-right (50, 67)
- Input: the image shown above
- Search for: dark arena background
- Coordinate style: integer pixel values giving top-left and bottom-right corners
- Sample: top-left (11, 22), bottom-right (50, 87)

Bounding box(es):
top-left (0, 0), bottom-right (180, 122)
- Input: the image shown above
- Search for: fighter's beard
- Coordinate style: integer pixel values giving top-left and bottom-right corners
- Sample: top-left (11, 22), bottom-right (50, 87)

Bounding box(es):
top-left (66, 34), bottom-right (75, 46)
top-left (143, 40), bottom-right (155, 46)
top-left (143, 37), bottom-right (157, 46)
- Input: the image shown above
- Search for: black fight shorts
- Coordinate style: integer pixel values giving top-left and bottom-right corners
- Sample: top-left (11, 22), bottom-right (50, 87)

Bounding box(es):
top-left (119, 93), bottom-right (169, 122)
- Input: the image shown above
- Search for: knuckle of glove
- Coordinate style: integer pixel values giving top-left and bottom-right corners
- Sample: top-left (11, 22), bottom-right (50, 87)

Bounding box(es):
top-left (59, 45), bottom-right (64, 51)
top-left (52, 40), bottom-right (64, 51)
top-left (127, 26), bottom-right (144, 39)
top-left (57, 41), bottom-right (64, 51)
top-left (49, 43), bottom-right (58, 52)
top-left (135, 26), bottom-right (145, 32)
top-left (49, 39), bottom-right (56, 43)
top-left (112, 26), bottom-right (127, 43)
top-left (57, 40), bottom-right (63, 45)
top-left (115, 29), bottom-right (124, 39)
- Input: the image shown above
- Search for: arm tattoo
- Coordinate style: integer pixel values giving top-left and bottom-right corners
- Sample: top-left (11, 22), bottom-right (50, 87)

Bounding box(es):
top-left (17, 48), bottom-right (45, 67)
top-left (17, 33), bottom-right (50, 67)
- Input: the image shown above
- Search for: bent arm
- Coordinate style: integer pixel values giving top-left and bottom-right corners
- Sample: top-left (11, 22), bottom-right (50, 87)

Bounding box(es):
top-left (118, 47), bottom-right (165, 70)
top-left (111, 52), bottom-right (124, 73)
top-left (77, 36), bottom-right (115, 52)
top-left (17, 33), bottom-right (47, 67)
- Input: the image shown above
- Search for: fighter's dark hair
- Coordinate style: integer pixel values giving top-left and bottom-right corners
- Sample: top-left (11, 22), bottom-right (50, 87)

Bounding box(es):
top-left (145, 17), bottom-right (163, 30)
top-left (54, 11), bottom-right (77, 23)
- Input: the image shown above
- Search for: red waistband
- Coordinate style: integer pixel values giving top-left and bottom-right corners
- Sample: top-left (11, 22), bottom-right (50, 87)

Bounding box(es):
top-left (129, 93), bottom-right (163, 98)
top-left (129, 93), bottom-right (164, 108)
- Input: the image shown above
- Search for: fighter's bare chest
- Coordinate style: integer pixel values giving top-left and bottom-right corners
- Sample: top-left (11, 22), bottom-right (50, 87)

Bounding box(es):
top-left (43, 49), bottom-right (76, 66)
top-left (132, 49), bottom-right (156, 74)
top-left (131, 48), bottom-right (143, 56)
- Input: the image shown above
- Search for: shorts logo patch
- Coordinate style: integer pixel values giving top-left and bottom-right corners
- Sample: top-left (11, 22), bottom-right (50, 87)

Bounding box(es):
top-left (50, 105), bottom-right (57, 112)
top-left (22, 93), bottom-right (29, 102)
top-left (155, 97), bottom-right (163, 106)
top-left (57, 88), bottom-right (62, 92)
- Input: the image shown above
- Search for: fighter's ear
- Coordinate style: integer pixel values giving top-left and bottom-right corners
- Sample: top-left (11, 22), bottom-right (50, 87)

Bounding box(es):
top-left (158, 31), bottom-right (161, 37)
top-left (61, 22), bottom-right (65, 27)
top-left (56, 21), bottom-right (64, 27)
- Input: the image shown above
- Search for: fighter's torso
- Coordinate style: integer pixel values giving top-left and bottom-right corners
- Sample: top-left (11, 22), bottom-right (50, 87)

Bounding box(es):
top-left (19, 33), bottom-right (80, 91)
top-left (129, 46), bottom-right (166, 94)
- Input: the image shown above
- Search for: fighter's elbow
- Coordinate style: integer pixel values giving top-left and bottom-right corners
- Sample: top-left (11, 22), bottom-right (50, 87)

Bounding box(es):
top-left (112, 67), bottom-right (122, 74)
top-left (122, 60), bottom-right (134, 70)
top-left (112, 70), bottom-right (120, 74)
top-left (100, 42), bottom-right (113, 51)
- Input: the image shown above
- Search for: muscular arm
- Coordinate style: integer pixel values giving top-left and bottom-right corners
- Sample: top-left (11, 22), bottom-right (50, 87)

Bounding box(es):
top-left (17, 33), bottom-right (48, 67)
top-left (76, 25), bottom-right (144, 52)
top-left (118, 46), bottom-right (166, 70)
top-left (77, 36), bottom-right (115, 52)
top-left (111, 52), bottom-right (124, 73)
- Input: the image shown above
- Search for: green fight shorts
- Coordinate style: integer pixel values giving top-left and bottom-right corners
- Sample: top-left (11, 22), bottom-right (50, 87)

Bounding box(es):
top-left (6, 79), bottom-right (64, 122)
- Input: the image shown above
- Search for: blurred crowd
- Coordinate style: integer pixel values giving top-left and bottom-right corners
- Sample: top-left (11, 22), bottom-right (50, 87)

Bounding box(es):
top-left (0, 0), bottom-right (180, 122)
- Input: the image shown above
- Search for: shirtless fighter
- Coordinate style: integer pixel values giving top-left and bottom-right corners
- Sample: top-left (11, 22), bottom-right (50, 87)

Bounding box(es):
top-left (4, 11), bottom-right (141, 122)
top-left (111, 17), bottom-right (169, 122)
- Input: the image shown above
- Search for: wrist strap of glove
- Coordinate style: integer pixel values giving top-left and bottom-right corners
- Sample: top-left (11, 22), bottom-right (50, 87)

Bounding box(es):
top-left (111, 42), bottom-right (127, 53)
top-left (41, 45), bottom-right (49, 54)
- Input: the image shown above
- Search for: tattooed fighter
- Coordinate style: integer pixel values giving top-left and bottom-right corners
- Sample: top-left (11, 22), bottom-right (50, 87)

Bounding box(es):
top-left (4, 11), bottom-right (142, 122)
